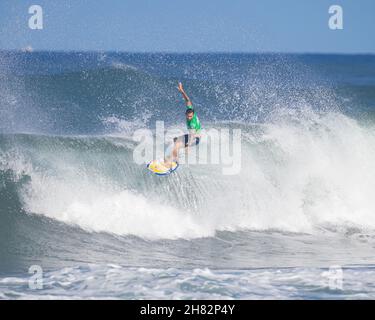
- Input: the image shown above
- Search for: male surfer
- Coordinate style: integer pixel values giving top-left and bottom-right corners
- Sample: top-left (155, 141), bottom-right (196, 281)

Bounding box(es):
top-left (164, 82), bottom-right (201, 166)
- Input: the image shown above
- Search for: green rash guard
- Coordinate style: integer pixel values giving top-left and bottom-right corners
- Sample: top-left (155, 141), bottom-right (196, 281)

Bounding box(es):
top-left (186, 104), bottom-right (201, 134)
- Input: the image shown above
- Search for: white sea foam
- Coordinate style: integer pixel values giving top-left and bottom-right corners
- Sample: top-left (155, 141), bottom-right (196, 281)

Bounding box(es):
top-left (1, 265), bottom-right (374, 299)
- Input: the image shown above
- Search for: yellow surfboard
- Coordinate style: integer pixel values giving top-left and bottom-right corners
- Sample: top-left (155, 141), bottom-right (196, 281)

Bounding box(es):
top-left (147, 160), bottom-right (179, 176)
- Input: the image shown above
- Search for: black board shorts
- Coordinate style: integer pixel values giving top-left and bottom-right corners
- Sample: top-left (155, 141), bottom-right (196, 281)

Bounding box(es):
top-left (174, 134), bottom-right (200, 147)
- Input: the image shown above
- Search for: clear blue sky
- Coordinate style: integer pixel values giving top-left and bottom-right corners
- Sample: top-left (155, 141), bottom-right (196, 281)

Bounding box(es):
top-left (0, 0), bottom-right (374, 53)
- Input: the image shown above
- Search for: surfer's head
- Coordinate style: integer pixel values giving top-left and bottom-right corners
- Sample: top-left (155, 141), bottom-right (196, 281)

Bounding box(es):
top-left (186, 109), bottom-right (194, 121)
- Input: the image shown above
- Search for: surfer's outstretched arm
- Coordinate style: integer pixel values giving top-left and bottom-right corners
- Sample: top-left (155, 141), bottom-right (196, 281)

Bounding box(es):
top-left (178, 82), bottom-right (192, 107)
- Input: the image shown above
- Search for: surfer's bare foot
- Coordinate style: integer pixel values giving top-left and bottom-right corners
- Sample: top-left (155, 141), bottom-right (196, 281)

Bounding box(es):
top-left (163, 160), bottom-right (173, 168)
top-left (164, 157), bottom-right (178, 168)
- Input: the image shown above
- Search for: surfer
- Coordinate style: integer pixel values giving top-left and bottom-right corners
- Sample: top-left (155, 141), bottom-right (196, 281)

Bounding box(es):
top-left (164, 82), bottom-right (201, 166)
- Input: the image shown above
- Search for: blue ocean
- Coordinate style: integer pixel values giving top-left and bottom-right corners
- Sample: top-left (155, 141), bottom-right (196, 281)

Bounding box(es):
top-left (1, 51), bottom-right (375, 299)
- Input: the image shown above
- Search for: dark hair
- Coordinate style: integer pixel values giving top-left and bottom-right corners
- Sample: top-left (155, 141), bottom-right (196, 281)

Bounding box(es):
top-left (185, 109), bottom-right (194, 115)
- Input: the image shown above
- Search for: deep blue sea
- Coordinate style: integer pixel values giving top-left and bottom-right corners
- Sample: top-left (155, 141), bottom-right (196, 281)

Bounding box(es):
top-left (1, 51), bottom-right (375, 299)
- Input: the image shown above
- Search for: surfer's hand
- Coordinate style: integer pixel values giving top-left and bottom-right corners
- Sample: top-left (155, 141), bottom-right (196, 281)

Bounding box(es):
top-left (178, 82), bottom-right (191, 104)
top-left (177, 82), bottom-right (184, 93)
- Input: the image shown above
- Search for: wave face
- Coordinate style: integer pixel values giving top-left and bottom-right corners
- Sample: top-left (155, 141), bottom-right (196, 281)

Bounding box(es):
top-left (1, 52), bottom-right (375, 298)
